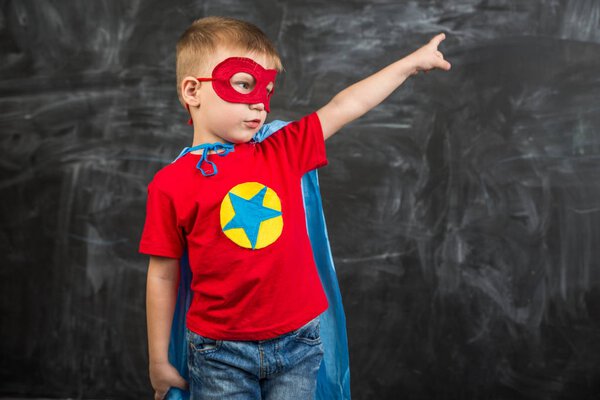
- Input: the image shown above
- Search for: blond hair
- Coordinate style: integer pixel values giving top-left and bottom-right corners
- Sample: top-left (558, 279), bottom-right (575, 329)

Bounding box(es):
top-left (176, 16), bottom-right (283, 107)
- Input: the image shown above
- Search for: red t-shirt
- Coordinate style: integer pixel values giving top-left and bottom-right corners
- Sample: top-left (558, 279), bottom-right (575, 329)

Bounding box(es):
top-left (139, 113), bottom-right (329, 340)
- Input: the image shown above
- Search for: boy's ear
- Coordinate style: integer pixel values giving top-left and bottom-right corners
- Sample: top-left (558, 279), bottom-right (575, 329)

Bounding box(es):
top-left (181, 76), bottom-right (202, 107)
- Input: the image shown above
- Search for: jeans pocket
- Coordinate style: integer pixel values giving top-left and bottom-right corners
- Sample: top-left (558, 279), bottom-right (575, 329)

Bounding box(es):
top-left (293, 316), bottom-right (321, 345)
top-left (187, 329), bottom-right (223, 354)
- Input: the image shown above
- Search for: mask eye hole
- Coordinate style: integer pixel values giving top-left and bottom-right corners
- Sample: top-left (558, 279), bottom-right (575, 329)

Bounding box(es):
top-left (230, 72), bottom-right (256, 94)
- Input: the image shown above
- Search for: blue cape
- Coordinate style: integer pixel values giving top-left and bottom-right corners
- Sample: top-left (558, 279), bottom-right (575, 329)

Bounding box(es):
top-left (165, 120), bottom-right (351, 399)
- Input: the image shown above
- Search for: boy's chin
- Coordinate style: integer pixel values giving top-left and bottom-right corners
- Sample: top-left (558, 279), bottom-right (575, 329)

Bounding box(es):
top-left (227, 135), bottom-right (255, 144)
top-left (229, 130), bottom-right (262, 144)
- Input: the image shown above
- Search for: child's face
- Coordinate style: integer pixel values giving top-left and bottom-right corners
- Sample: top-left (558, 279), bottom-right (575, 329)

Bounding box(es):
top-left (194, 47), bottom-right (276, 144)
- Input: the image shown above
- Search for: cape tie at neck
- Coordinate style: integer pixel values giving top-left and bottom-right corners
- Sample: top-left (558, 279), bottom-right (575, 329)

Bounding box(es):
top-left (176, 142), bottom-right (235, 177)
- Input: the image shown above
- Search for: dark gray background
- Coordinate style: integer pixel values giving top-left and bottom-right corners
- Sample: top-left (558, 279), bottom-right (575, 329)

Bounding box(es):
top-left (1, 0), bottom-right (600, 399)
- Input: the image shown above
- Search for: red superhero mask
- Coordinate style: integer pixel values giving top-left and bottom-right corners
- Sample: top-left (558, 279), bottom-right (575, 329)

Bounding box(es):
top-left (186, 57), bottom-right (277, 125)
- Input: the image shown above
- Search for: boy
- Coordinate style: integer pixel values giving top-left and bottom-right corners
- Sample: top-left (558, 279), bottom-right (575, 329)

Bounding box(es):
top-left (140, 16), bottom-right (450, 400)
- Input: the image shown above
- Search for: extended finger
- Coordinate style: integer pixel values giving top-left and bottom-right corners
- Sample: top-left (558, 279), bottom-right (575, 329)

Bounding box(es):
top-left (429, 33), bottom-right (446, 48)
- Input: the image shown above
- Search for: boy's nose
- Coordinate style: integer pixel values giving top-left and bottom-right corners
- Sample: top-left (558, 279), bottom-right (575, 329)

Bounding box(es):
top-left (249, 102), bottom-right (265, 111)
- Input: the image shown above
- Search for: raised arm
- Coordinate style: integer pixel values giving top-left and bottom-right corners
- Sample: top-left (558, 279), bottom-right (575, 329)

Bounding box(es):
top-left (317, 33), bottom-right (451, 140)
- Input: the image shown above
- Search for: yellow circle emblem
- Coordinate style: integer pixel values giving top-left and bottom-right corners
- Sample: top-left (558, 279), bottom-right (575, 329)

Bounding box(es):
top-left (220, 182), bottom-right (284, 250)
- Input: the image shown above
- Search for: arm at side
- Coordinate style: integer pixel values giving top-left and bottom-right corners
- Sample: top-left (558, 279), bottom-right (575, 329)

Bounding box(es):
top-left (146, 255), bottom-right (180, 365)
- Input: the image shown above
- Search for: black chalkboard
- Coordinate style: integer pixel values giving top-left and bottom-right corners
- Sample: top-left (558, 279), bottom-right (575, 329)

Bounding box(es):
top-left (1, 0), bottom-right (599, 399)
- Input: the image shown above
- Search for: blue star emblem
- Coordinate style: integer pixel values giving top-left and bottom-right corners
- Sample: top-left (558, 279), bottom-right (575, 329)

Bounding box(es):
top-left (223, 186), bottom-right (282, 249)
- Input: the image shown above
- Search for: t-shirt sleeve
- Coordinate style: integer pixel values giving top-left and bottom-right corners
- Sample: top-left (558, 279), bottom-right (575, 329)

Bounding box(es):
top-left (268, 112), bottom-right (328, 176)
top-left (138, 180), bottom-right (184, 258)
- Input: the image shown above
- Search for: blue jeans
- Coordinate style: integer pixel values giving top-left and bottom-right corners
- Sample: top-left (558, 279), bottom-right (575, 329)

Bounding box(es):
top-left (186, 316), bottom-right (324, 399)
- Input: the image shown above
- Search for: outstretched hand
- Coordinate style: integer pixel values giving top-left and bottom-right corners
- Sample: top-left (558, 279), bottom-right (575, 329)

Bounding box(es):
top-left (409, 33), bottom-right (451, 75)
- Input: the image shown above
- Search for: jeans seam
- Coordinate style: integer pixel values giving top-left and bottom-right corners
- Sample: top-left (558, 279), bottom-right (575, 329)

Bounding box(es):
top-left (274, 340), bottom-right (282, 375)
top-left (259, 343), bottom-right (265, 379)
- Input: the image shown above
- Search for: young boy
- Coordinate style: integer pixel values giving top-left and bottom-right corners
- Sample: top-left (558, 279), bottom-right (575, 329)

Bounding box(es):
top-left (140, 16), bottom-right (450, 400)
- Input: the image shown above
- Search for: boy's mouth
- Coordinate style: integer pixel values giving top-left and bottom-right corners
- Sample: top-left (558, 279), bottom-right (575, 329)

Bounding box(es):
top-left (244, 119), bottom-right (261, 128)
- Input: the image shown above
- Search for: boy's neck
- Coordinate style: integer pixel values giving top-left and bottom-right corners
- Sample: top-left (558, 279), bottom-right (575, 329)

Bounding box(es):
top-left (190, 130), bottom-right (234, 155)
